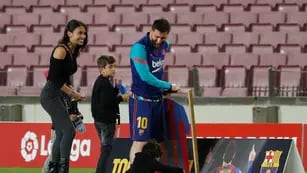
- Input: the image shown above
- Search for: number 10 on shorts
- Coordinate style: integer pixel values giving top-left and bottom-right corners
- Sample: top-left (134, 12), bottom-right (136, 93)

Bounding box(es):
top-left (136, 117), bottom-right (148, 129)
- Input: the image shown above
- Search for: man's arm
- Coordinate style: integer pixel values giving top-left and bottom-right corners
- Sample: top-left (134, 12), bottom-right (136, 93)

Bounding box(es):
top-left (130, 43), bottom-right (171, 90)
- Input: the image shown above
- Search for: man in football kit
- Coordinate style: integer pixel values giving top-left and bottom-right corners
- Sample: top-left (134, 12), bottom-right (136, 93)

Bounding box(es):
top-left (128, 18), bottom-right (180, 164)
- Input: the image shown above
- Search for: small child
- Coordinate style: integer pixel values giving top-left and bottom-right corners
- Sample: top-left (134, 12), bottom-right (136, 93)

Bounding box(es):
top-left (91, 55), bottom-right (130, 173)
top-left (127, 140), bottom-right (184, 173)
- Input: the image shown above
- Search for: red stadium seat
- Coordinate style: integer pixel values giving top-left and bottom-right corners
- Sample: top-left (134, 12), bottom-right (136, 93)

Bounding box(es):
top-left (177, 32), bottom-right (204, 47)
top-left (228, 0), bottom-right (256, 8)
top-left (276, 23), bottom-right (301, 32)
top-left (93, 0), bottom-right (120, 9)
top-left (277, 4), bottom-right (300, 12)
top-left (168, 4), bottom-right (191, 13)
top-left (39, 0), bottom-right (65, 9)
top-left (113, 4), bottom-right (136, 13)
top-left (78, 53), bottom-right (95, 67)
top-left (194, 24), bottom-right (218, 33)
top-left (169, 24), bottom-right (191, 33)
top-left (40, 13), bottom-right (67, 27)
top-left (5, 65), bottom-right (28, 87)
top-left (286, 12), bottom-right (307, 27)
top-left (203, 12), bottom-right (229, 28)
top-left (259, 53), bottom-right (287, 68)
top-left (229, 12), bottom-right (257, 27)
top-left (196, 65), bottom-right (218, 87)
top-left (249, 4), bottom-right (272, 12)
top-left (251, 44), bottom-right (274, 54)
top-left (84, 5), bottom-right (108, 16)
top-left (194, 4), bottom-right (217, 13)
top-left (0, 13), bottom-right (11, 30)
top-left (122, 12), bottom-right (149, 27)
top-left (148, 0), bottom-right (175, 9)
top-left (95, 32), bottom-right (122, 47)
top-left (251, 66), bottom-right (271, 96)
top-left (40, 32), bottom-right (62, 46)
top-left (113, 24), bottom-right (138, 33)
top-left (230, 53), bottom-right (259, 69)
top-left (259, 32), bottom-right (287, 47)
top-left (169, 44), bottom-right (192, 54)
top-left (5, 25), bottom-right (28, 34)
top-left (222, 4), bottom-right (245, 12)
top-left (94, 13), bottom-right (121, 28)
top-left (122, 32), bottom-right (144, 45)
top-left (256, 0), bottom-right (283, 8)
top-left (87, 45), bottom-right (110, 58)
top-left (258, 12), bottom-right (286, 26)
top-left (287, 32), bottom-right (307, 45)
top-left (176, 13), bottom-right (203, 26)
top-left (4, 6), bottom-right (27, 15)
top-left (31, 24), bottom-right (55, 34)
top-left (277, 44), bottom-right (302, 54)
top-left (250, 23), bottom-right (274, 32)
top-left (0, 53), bottom-right (13, 68)
top-left (196, 44), bottom-right (219, 53)
top-left (121, 0), bottom-right (147, 8)
top-left (205, 32), bottom-right (232, 47)
top-left (224, 44), bottom-right (247, 54)
top-left (167, 66), bottom-right (190, 88)
top-left (223, 66), bottom-right (247, 88)
top-left (279, 65), bottom-right (301, 96)
top-left (223, 24), bottom-right (246, 32)
top-left (202, 53), bottom-right (230, 69)
top-left (174, 52), bottom-right (202, 67)
top-left (148, 12), bottom-right (176, 24)
top-left (32, 6), bottom-right (54, 14)
top-left (140, 4), bottom-right (164, 13)
top-left (13, 53), bottom-right (40, 66)
top-left (65, 0), bottom-right (92, 9)
top-left (287, 53), bottom-right (307, 67)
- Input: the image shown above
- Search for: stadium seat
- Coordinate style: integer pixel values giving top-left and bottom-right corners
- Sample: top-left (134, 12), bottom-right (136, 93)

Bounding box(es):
top-left (13, 53), bottom-right (40, 66)
top-left (113, 45), bottom-right (131, 58)
top-left (279, 65), bottom-right (301, 96)
top-left (78, 53), bottom-right (95, 67)
top-left (93, 0), bottom-right (120, 9)
top-left (202, 53), bottom-right (230, 69)
top-left (40, 32), bottom-right (62, 46)
top-left (113, 4), bottom-right (136, 13)
top-left (287, 53), bottom-right (307, 67)
top-left (5, 65), bottom-right (28, 87)
top-left (5, 25), bottom-right (28, 34)
top-left (13, 33), bottom-right (40, 49)
top-left (65, 0), bottom-right (92, 9)
top-left (0, 53), bottom-right (13, 68)
top-left (94, 13), bottom-right (121, 28)
top-left (67, 13), bottom-right (94, 25)
top-left (40, 13), bottom-right (67, 27)
top-left (284, 0), bottom-right (307, 8)
top-left (166, 66), bottom-right (190, 88)
top-left (121, 0), bottom-right (147, 9)
top-left (191, 0), bottom-right (228, 8)
top-left (251, 66), bottom-right (271, 96)
top-left (256, 0), bottom-right (283, 8)
top-left (122, 32), bottom-right (144, 45)
top-left (276, 23), bottom-right (301, 32)
top-left (224, 44), bottom-right (247, 54)
top-left (196, 65), bottom-right (218, 87)
top-left (168, 4), bottom-right (191, 13)
top-left (205, 32), bottom-right (232, 47)
top-left (38, 0), bottom-right (65, 9)
top-left (177, 32), bottom-right (204, 47)
top-left (228, 0), bottom-right (256, 8)
top-left (176, 13), bottom-right (203, 26)
top-left (287, 32), bottom-right (307, 45)
top-left (230, 53), bottom-right (259, 69)
top-left (4, 6), bottom-right (27, 15)
top-left (223, 66), bottom-right (247, 88)
top-left (164, 54), bottom-right (175, 66)
top-left (148, 12), bottom-right (176, 24)
top-left (194, 4), bottom-right (217, 13)
top-left (222, 4), bottom-right (245, 12)
top-left (259, 32), bottom-right (287, 47)
top-left (203, 12), bottom-right (229, 28)
top-left (286, 12), bottom-right (307, 27)
top-left (83, 65), bottom-right (99, 87)
top-left (232, 32), bottom-right (259, 45)
top-left (148, 0), bottom-right (175, 9)
top-left (169, 24), bottom-right (191, 33)
top-left (84, 5), bottom-right (108, 16)
top-left (59, 5), bottom-right (81, 14)
top-left (250, 23), bottom-right (274, 32)
top-left (87, 24), bottom-right (109, 35)
top-left (0, 34), bottom-right (14, 49)
top-left (229, 12), bottom-right (257, 28)
top-left (0, 0), bottom-right (12, 9)
top-left (196, 44), bottom-right (219, 53)
top-left (259, 12), bottom-right (286, 26)
top-left (249, 4), bottom-right (272, 12)
top-left (5, 45), bottom-right (28, 54)
top-left (201, 87), bottom-right (222, 97)
top-left (122, 12), bottom-right (149, 27)
top-left (17, 65), bottom-right (48, 96)
top-left (277, 44), bottom-right (302, 54)
top-left (140, 4), bottom-right (164, 13)
top-left (113, 24), bottom-right (138, 33)
top-left (95, 32), bottom-right (122, 47)
top-left (169, 44), bottom-right (192, 54)
top-left (87, 45), bottom-right (110, 58)
top-left (259, 53), bottom-right (287, 68)
top-left (222, 24), bottom-right (246, 32)
top-left (251, 44), bottom-right (274, 54)
top-left (0, 13), bottom-right (11, 30)
top-left (277, 4), bottom-right (300, 12)
top-left (31, 24), bottom-right (55, 34)
top-left (194, 24), bottom-right (218, 33)
top-left (174, 52), bottom-right (202, 67)
top-left (33, 45), bottom-right (53, 57)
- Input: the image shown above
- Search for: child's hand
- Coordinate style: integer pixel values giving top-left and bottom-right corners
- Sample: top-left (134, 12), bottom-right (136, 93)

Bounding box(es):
top-left (121, 93), bottom-right (131, 102)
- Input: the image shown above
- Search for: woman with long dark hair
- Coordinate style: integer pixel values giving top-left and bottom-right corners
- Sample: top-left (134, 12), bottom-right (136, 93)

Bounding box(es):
top-left (40, 19), bottom-right (88, 173)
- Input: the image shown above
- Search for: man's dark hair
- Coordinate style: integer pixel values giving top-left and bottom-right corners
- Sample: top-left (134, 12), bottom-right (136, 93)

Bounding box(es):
top-left (97, 55), bottom-right (116, 69)
top-left (142, 139), bottom-right (163, 158)
top-left (152, 18), bottom-right (171, 33)
top-left (223, 140), bottom-right (237, 163)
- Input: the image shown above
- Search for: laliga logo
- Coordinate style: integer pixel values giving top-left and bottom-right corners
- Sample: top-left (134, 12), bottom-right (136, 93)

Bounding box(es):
top-left (21, 131), bottom-right (39, 162)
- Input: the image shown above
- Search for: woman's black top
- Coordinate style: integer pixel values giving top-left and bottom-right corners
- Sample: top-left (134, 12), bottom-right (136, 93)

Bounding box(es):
top-left (47, 44), bottom-right (78, 89)
top-left (91, 75), bottom-right (123, 123)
